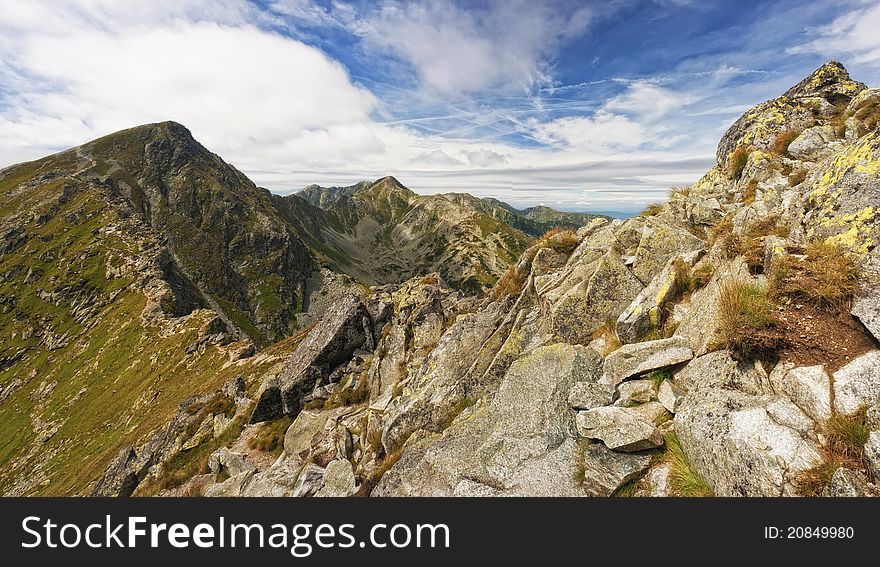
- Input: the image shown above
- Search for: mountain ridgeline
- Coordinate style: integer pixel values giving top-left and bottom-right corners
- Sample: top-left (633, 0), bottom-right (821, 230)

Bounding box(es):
top-left (0, 121), bottom-right (603, 495)
top-left (2, 60), bottom-right (880, 498)
top-left (285, 179), bottom-right (604, 292)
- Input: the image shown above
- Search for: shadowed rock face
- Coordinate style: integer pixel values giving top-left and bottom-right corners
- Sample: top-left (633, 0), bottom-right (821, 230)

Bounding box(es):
top-left (83, 121), bottom-right (317, 344)
top-left (251, 294), bottom-right (374, 423)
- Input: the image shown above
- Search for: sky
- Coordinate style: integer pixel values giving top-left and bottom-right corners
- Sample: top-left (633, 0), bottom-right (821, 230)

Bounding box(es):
top-left (2, 1), bottom-right (880, 214)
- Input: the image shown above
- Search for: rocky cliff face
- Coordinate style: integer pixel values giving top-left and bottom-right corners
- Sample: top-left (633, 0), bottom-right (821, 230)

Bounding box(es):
top-left (114, 60), bottom-right (880, 499)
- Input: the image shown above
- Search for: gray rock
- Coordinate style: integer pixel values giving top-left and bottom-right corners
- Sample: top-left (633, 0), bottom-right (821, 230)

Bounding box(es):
top-left (240, 457), bottom-right (302, 497)
top-left (645, 463), bottom-right (674, 497)
top-left (833, 351), bottom-right (880, 415)
top-left (380, 304), bottom-right (503, 453)
top-left (614, 379), bottom-right (657, 407)
top-left (673, 350), bottom-right (772, 395)
top-left (581, 443), bottom-right (651, 496)
top-left (204, 471), bottom-right (255, 497)
top-left (658, 379), bottom-right (683, 413)
top-left (315, 459), bottom-right (357, 497)
top-left (674, 388), bottom-right (822, 496)
top-left (851, 251), bottom-right (880, 342)
top-left (825, 468), bottom-right (876, 497)
top-left (868, 405), bottom-right (880, 430)
top-left (283, 409), bottom-right (330, 458)
top-left (600, 336), bottom-right (693, 387)
top-left (576, 407), bottom-right (664, 452)
top-left (630, 217), bottom-right (705, 285)
top-left (208, 447), bottom-right (255, 477)
top-left (291, 463), bottom-right (326, 497)
top-left (251, 294), bottom-right (374, 423)
top-left (568, 381), bottom-right (615, 411)
top-left (616, 251), bottom-right (700, 343)
top-left (865, 431), bottom-right (880, 480)
top-left (778, 365), bottom-right (831, 423)
top-left (628, 401), bottom-right (671, 425)
top-left (787, 125), bottom-right (836, 161)
top-left (551, 248), bottom-right (644, 345)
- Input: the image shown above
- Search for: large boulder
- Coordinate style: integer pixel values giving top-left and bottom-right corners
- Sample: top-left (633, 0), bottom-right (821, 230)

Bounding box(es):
top-left (575, 407), bottom-right (663, 452)
top-left (832, 351), bottom-right (880, 415)
top-left (630, 218), bottom-right (704, 285)
top-left (381, 304), bottom-right (503, 453)
top-left (374, 344), bottom-right (618, 496)
top-left (551, 249), bottom-right (644, 345)
top-left (251, 294), bottom-right (374, 422)
top-left (775, 365), bottom-right (832, 423)
top-left (851, 250), bottom-right (880, 342)
top-left (674, 388), bottom-right (822, 496)
top-left (315, 459), bottom-right (357, 497)
top-left (581, 444), bottom-right (652, 497)
top-left (616, 251), bottom-right (701, 343)
top-left (600, 336), bottom-right (693, 387)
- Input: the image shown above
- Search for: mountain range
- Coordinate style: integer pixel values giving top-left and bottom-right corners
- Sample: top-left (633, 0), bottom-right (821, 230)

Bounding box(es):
top-left (1, 61), bottom-right (879, 498)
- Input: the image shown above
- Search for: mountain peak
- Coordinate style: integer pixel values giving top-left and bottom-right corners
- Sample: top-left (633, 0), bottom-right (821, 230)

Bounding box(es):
top-left (783, 60), bottom-right (866, 101)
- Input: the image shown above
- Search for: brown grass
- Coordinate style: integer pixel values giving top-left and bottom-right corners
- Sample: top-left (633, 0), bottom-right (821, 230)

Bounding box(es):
top-left (670, 186), bottom-right (692, 198)
top-left (796, 407), bottom-right (873, 496)
top-left (788, 168), bottom-right (808, 187)
top-left (717, 280), bottom-right (783, 359)
top-left (691, 262), bottom-right (714, 289)
top-left (742, 179), bottom-right (758, 205)
top-left (640, 203), bottom-right (664, 217)
top-left (772, 242), bottom-right (859, 310)
top-left (540, 228), bottom-right (580, 254)
top-left (592, 320), bottom-right (622, 355)
top-left (726, 146), bottom-right (752, 180)
top-left (247, 416), bottom-right (293, 455)
top-left (771, 128), bottom-right (801, 156)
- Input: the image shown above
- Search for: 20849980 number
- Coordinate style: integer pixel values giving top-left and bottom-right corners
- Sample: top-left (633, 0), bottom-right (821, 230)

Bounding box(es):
top-left (787, 526), bottom-right (854, 539)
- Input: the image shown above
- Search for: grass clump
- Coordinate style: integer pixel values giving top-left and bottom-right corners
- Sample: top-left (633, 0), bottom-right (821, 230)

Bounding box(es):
top-left (539, 227), bottom-right (580, 254)
top-left (691, 262), bottom-right (715, 289)
top-left (726, 146), bottom-right (752, 180)
top-left (796, 407), bottom-right (873, 496)
top-left (772, 242), bottom-right (859, 310)
top-left (640, 203), bottom-right (664, 217)
top-left (670, 186), bottom-right (692, 198)
top-left (592, 320), bottom-right (622, 355)
top-left (771, 128), bottom-right (801, 156)
top-left (247, 416), bottom-right (293, 455)
top-left (717, 280), bottom-right (782, 359)
top-left (662, 434), bottom-right (714, 496)
top-left (742, 179), bottom-right (758, 205)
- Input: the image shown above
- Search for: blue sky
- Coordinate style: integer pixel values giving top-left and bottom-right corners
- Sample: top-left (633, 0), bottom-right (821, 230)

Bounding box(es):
top-left (2, 0), bottom-right (880, 213)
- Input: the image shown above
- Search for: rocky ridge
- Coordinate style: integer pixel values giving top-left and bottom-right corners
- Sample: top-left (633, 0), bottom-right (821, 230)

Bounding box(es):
top-left (4, 61), bottom-right (880, 497)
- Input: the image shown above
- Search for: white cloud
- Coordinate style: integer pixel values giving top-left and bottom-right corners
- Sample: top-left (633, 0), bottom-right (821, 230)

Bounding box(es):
top-left (532, 112), bottom-right (646, 152)
top-left (604, 81), bottom-right (694, 121)
top-left (788, 2), bottom-right (880, 64)
top-left (0, 0), bottom-right (721, 214)
top-left (350, 0), bottom-right (597, 96)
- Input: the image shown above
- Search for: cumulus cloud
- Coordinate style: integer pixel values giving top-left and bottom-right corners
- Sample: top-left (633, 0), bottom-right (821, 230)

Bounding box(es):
top-left (0, 0), bottom-right (723, 213)
top-left (788, 1), bottom-right (880, 64)
top-left (349, 0), bottom-right (598, 96)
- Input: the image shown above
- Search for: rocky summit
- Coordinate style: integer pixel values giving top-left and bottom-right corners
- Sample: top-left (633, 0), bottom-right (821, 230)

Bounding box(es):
top-left (2, 61), bottom-right (880, 498)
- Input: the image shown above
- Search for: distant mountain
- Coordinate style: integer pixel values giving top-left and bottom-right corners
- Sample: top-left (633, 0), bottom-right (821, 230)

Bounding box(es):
top-left (281, 177), bottom-right (536, 293)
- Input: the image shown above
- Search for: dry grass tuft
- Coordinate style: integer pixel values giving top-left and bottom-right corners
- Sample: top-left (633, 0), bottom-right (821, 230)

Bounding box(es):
top-left (772, 242), bottom-right (859, 310)
top-left (726, 146), bottom-right (752, 180)
top-left (592, 320), bottom-right (622, 355)
top-left (640, 203), bottom-right (664, 217)
top-left (247, 416), bottom-right (293, 455)
top-left (771, 128), bottom-right (801, 156)
top-left (796, 407), bottom-right (873, 496)
top-left (717, 280), bottom-right (782, 359)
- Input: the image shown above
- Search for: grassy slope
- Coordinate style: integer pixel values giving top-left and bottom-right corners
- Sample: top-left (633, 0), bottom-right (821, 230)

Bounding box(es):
top-left (0, 158), bottom-right (291, 495)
